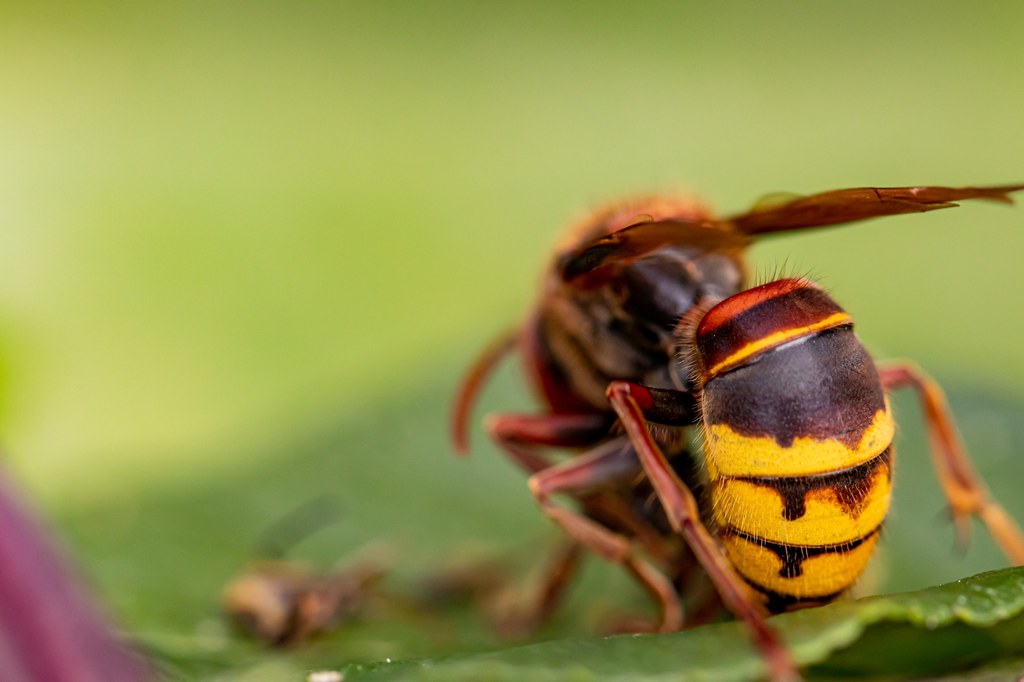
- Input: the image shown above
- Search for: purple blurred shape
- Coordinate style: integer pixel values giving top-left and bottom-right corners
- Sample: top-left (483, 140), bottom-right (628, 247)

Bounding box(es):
top-left (0, 467), bottom-right (150, 681)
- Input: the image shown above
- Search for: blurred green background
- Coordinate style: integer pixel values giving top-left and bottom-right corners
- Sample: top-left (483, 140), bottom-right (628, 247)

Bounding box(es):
top-left (2, 0), bottom-right (1024, 676)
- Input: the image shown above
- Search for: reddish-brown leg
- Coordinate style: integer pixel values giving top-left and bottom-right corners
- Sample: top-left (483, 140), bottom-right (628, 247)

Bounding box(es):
top-left (496, 538), bottom-right (586, 637)
top-left (581, 491), bottom-right (680, 568)
top-left (505, 486), bottom-right (687, 636)
top-left (879, 362), bottom-right (1024, 564)
top-left (528, 442), bottom-right (684, 632)
top-left (485, 412), bottom-right (614, 474)
top-left (607, 380), bottom-right (801, 682)
top-left (452, 329), bottom-right (520, 454)
top-left (475, 412), bottom-right (648, 632)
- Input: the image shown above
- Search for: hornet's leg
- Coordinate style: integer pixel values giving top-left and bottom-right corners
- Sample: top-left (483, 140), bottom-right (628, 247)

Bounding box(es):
top-left (494, 538), bottom-right (586, 638)
top-left (485, 412), bottom-right (615, 474)
top-left (878, 362), bottom-right (1024, 564)
top-left (607, 380), bottom-right (801, 682)
top-left (506, 480), bottom-right (686, 636)
top-left (528, 439), bottom-right (684, 632)
top-left (452, 329), bottom-right (520, 453)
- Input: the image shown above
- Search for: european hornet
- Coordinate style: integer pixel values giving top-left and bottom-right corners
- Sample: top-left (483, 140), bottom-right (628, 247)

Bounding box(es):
top-left (452, 184), bottom-right (1024, 681)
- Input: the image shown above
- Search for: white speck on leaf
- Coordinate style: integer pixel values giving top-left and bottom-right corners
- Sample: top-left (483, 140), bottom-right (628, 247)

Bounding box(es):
top-left (307, 672), bottom-right (344, 682)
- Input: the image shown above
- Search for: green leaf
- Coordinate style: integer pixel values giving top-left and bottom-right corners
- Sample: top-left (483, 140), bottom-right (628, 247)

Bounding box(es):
top-left (330, 567), bottom-right (1024, 682)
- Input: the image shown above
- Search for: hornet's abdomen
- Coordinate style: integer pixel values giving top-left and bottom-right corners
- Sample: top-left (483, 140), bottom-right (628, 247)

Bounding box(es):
top-left (695, 279), bottom-right (894, 611)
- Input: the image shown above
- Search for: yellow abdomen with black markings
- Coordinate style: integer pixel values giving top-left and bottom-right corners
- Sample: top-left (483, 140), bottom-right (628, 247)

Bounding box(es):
top-left (695, 278), bottom-right (893, 611)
